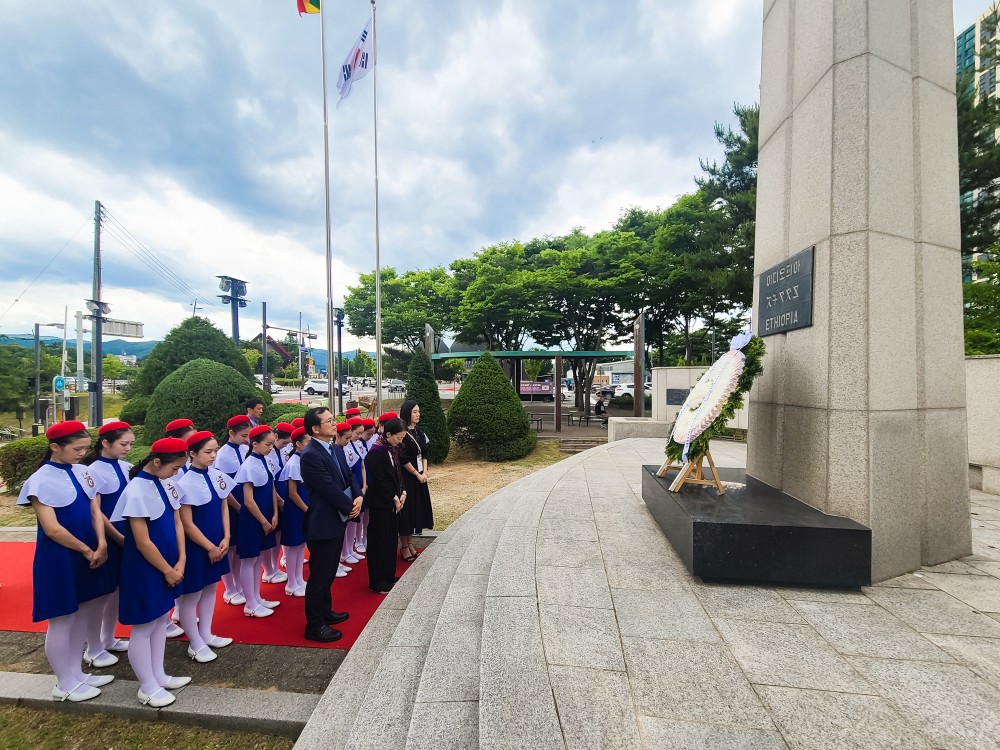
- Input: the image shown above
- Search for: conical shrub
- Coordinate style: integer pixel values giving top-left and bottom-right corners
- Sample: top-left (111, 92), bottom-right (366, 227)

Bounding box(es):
top-left (405, 349), bottom-right (450, 463)
top-left (447, 351), bottom-right (536, 461)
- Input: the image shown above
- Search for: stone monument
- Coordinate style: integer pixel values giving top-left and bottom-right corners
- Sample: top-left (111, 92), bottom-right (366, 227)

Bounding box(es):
top-left (748, 0), bottom-right (972, 581)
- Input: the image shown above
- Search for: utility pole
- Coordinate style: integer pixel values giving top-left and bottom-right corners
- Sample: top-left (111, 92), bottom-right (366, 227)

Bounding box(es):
top-left (217, 276), bottom-right (248, 344)
top-left (75, 311), bottom-right (85, 393)
top-left (332, 306), bottom-right (345, 415)
top-left (261, 301), bottom-right (268, 391)
top-left (298, 311), bottom-right (303, 380)
top-left (191, 299), bottom-right (203, 317)
top-left (33, 323), bottom-right (42, 435)
top-left (89, 200), bottom-right (104, 428)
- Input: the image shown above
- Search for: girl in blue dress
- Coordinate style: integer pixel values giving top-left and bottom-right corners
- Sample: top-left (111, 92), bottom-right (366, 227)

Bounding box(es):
top-left (278, 426), bottom-right (311, 597)
top-left (162, 419), bottom-right (196, 638)
top-left (17, 421), bottom-right (114, 703)
top-left (175, 431), bottom-right (234, 663)
top-left (342, 418), bottom-right (368, 564)
top-left (80, 420), bottom-right (135, 668)
top-left (233, 425), bottom-right (281, 618)
top-left (110, 437), bottom-right (191, 708)
top-left (261, 422), bottom-right (294, 586)
top-left (214, 414), bottom-right (251, 606)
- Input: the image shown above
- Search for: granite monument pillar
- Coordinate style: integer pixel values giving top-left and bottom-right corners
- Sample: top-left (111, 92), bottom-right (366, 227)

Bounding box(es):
top-left (748, 0), bottom-right (972, 581)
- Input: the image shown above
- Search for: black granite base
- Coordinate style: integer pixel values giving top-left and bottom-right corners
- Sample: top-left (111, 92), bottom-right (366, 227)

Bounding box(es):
top-left (642, 465), bottom-right (871, 587)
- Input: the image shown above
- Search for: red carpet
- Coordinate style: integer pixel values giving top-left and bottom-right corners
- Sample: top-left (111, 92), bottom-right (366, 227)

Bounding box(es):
top-left (0, 541), bottom-right (414, 650)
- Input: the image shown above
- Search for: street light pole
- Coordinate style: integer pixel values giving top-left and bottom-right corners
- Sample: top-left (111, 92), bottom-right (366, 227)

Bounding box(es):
top-left (332, 307), bottom-right (345, 415)
top-left (33, 324), bottom-right (42, 435)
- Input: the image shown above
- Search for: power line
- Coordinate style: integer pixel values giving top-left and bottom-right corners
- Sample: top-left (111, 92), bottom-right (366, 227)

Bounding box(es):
top-left (0, 213), bottom-right (93, 326)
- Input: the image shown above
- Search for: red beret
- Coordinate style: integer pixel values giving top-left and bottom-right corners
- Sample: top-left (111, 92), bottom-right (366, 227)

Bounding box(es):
top-left (362, 418), bottom-right (376, 428)
top-left (185, 430), bottom-right (216, 447)
top-left (335, 421), bottom-right (352, 433)
top-left (150, 437), bottom-right (189, 454)
top-left (291, 417), bottom-right (305, 428)
top-left (98, 420), bottom-right (131, 435)
top-left (46, 421), bottom-right (88, 440)
top-left (227, 415), bottom-right (251, 429)
top-left (377, 412), bottom-right (398, 423)
top-left (347, 417), bottom-right (363, 427)
top-left (249, 425), bottom-right (273, 439)
top-left (344, 407), bottom-right (361, 416)
top-left (275, 422), bottom-right (295, 434)
top-left (165, 418), bottom-right (194, 432)
top-left (291, 426), bottom-right (307, 441)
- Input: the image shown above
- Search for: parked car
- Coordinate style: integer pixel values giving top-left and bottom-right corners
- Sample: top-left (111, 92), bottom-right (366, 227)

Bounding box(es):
top-left (361, 377), bottom-right (376, 387)
top-left (594, 385), bottom-right (616, 399)
top-left (612, 382), bottom-right (652, 399)
top-left (387, 379), bottom-right (405, 393)
top-left (303, 378), bottom-right (328, 396)
top-left (255, 375), bottom-right (282, 394)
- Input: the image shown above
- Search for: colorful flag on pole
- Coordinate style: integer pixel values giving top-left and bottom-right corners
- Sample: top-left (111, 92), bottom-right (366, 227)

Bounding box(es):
top-left (337, 18), bottom-right (373, 106)
top-left (297, 0), bottom-right (320, 15)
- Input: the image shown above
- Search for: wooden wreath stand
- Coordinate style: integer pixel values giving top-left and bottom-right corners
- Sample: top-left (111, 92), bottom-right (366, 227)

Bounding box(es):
top-left (657, 448), bottom-right (726, 495)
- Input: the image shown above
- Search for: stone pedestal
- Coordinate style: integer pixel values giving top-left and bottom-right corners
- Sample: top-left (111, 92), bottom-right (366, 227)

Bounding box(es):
top-left (748, 0), bottom-right (972, 581)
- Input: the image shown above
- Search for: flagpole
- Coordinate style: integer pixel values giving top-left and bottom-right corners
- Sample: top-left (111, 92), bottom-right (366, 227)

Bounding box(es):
top-left (319, 1), bottom-right (336, 413)
top-left (371, 0), bottom-right (383, 415)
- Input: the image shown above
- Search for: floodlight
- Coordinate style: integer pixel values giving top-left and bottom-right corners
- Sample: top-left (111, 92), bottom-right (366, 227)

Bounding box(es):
top-left (218, 277), bottom-right (232, 292)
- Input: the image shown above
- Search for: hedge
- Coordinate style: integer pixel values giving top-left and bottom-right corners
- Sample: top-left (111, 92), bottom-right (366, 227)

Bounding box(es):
top-left (447, 352), bottom-right (536, 461)
top-left (144, 359), bottom-right (262, 443)
top-left (262, 402), bottom-right (312, 426)
top-left (0, 425), bottom-right (148, 494)
top-left (405, 350), bottom-right (450, 463)
top-left (119, 395), bottom-right (151, 426)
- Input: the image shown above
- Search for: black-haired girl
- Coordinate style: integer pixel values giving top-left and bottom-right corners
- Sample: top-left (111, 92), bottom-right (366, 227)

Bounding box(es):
top-left (17, 421), bottom-right (114, 703)
top-left (214, 415), bottom-right (251, 605)
top-left (278, 426), bottom-right (311, 596)
top-left (110, 437), bottom-right (190, 708)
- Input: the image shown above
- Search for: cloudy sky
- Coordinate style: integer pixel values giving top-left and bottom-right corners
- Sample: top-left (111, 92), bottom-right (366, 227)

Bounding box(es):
top-left (0, 0), bottom-right (988, 350)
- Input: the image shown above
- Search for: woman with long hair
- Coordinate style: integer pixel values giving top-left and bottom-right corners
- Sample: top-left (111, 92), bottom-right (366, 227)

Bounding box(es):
top-left (397, 400), bottom-right (434, 561)
top-left (363, 418), bottom-right (408, 593)
top-left (278, 426), bottom-right (311, 596)
top-left (213, 415), bottom-right (251, 606)
top-left (18, 421), bottom-right (113, 702)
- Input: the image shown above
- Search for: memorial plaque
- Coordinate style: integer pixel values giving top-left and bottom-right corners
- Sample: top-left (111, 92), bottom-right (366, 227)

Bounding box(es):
top-left (666, 389), bottom-right (689, 406)
top-left (757, 246), bottom-right (814, 336)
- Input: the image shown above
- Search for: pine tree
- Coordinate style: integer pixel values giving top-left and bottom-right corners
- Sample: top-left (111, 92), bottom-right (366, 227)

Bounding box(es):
top-left (405, 349), bottom-right (450, 463)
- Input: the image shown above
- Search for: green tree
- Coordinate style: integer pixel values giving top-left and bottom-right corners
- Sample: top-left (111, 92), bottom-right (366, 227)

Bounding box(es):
top-left (135, 317), bottom-right (252, 396)
top-left (351, 350), bottom-right (376, 378)
top-left (243, 348), bottom-right (261, 372)
top-left (448, 352), bottom-right (536, 461)
top-left (102, 355), bottom-right (124, 392)
top-left (437, 357), bottom-right (465, 381)
top-left (522, 357), bottom-right (542, 382)
top-left (0, 344), bottom-right (33, 412)
top-left (144, 359), bottom-right (261, 442)
top-left (405, 350), bottom-right (450, 463)
top-left (344, 267), bottom-right (453, 350)
top-left (964, 257), bottom-right (1000, 354)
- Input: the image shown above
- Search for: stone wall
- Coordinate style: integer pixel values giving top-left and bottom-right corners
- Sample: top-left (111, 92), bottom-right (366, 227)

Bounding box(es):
top-left (967, 355), bottom-right (1000, 493)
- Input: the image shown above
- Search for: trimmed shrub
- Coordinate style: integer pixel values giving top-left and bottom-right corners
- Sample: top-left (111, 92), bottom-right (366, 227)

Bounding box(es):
top-left (144, 359), bottom-right (261, 443)
top-left (119, 395), bottom-right (151, 426)
top-left (262, 402), bottom-right (311, 425)
top-left (447, 352), bottom-right (536, 462)
top-left (405, 350), bottom-right (450, 463)
top-left (134, 317), bottom-right (253, 397)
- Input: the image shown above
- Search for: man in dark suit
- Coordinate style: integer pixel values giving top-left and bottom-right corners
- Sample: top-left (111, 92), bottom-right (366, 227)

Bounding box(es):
top-left (299, 407), bottom-right (363, 642)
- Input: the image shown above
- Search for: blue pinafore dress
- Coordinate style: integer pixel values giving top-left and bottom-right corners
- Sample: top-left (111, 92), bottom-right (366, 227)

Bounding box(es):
top-left (91, 457), bottom-right (130, 589)
top-left (215, 442), bottom-right (245, 547)
top-left (278, 453), bottom-right (309, 547)
top-left (18, 462), bottom-right (112, 622)
top-left (234, 452), bottom-right (277, 559)
top-left (347, 440), bottom-right (367, 512)
top-left (176, 467), bottom-right (232, 594)
top-left (115, 472), bottom-right (180, 626)
top-left (268, 449), bottom-right (286, 534)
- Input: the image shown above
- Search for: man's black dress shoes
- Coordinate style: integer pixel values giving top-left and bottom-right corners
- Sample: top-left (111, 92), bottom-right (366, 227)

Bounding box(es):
top-left (324, 611), bottom-right (349, 625)
top-left (304, 625), bottom-right (342, 643)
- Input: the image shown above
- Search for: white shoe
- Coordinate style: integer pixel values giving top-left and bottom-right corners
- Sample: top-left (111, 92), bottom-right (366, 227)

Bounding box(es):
top-left (105, 638), bottom-right (129, 652)
top-left (343, 553), bottom-right (360, 564)
top-left (294, 586), bottom-right (307, 597)
top-left (165, 622), bottom-right (185, 638)
top-left (83, 649), bottom-right (118, 668)
top-left (263, 571), bottom-right (288, 584)
top-left (170, 611), bottom-right (180, 625)
top-left (187, 646), bottom-right (217, 663)
top-left (207, 635), bottom-right (233, 649)
top-left (162, 675), bottom-right (192, 690)
top-left (285, 586), bottom-right (299, 596)
top-left (355, 543), bottom-right (367, 554)
top-left (83, 673), bottom-right (115, 688)
top-left (260, 598), bottom-right (280, 609)
top-left (279, 555), bottom-right (287, 567)
top-left (223, 592), bottom-right (246, 606)
top-left (138, 688), bottom-right (175, 707)
top-left (336, 564), bottom-right (349, 578)
top-left (52, 682), bottom-right (101, 702)
top-left (244, 605), bottom-right (274, 618)
top-left (339, 562), bottom-right (353, 572)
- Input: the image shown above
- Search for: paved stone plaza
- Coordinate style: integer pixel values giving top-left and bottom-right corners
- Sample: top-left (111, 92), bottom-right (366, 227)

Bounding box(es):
top-left (296, 438), bottom-right (1000, 750)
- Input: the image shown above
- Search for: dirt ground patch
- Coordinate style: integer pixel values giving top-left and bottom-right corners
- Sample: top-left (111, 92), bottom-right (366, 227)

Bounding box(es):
top-left (0, 499), bottom-right (33, 528)
top-left (428, 440), bottom-right (567, 530)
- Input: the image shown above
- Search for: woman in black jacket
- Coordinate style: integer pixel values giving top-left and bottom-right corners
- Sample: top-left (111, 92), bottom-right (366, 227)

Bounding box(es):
top-left (362, 418), bottom-right (408, 593)
top-left (398, 400), bottom-right (435, 561)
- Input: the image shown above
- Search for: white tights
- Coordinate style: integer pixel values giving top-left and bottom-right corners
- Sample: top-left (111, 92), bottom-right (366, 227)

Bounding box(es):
top-left (283, 544), bottom-right (306, 590)
top-left (79, 594), bottom-right (110, 658)
top-left (127, 614), bottom-right (170, 697)
top-left (261, 536), bottom-right (281, 577)
top-left (341, 523), bottom-right (357, 560)
top-left (222, 549), bottom-right (242, 597)
top-left (176, 583), bottom-right (219, 653)
top-left (239, 555), bottom-right (262, 610)
top-left (99, 588), bottom-right (122, 649)
top-left (45, 613), bottom-right (88, 691)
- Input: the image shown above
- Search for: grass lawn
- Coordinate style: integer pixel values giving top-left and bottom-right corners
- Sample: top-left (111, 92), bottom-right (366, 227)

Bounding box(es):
top-left (0, 394), bottom-right (127, 435)
top-left (0, 705), bottom-right (292, 750)
top-left (428, 439), bottom-right (566, 529)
